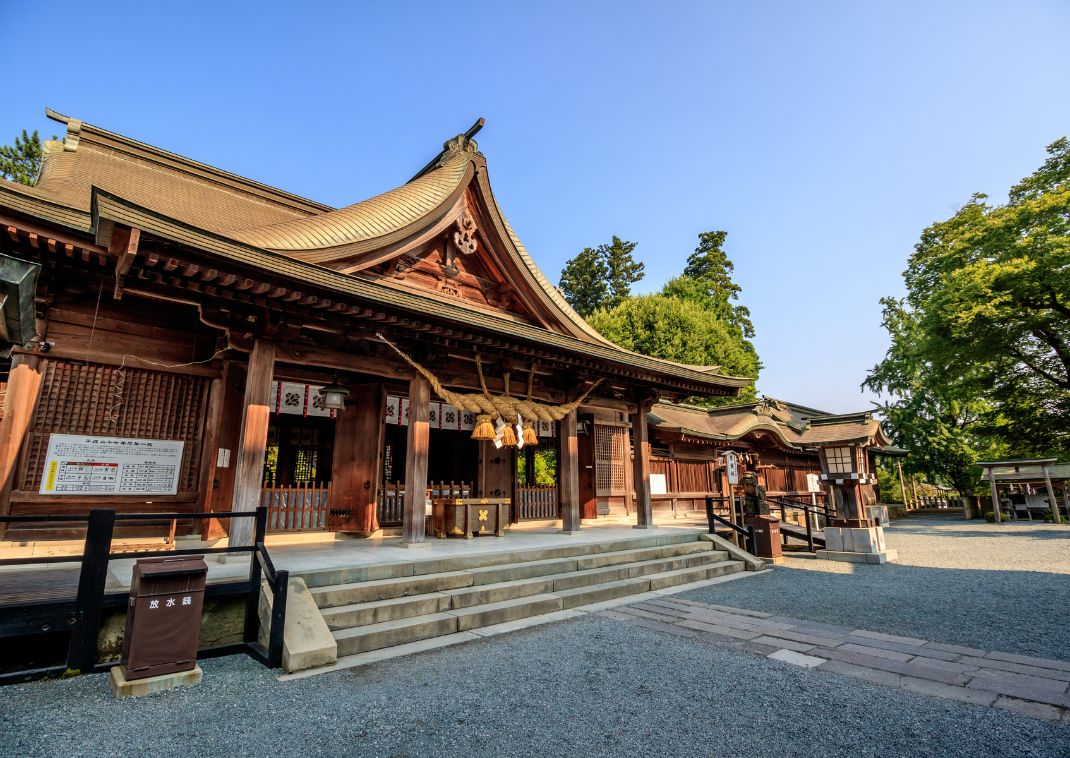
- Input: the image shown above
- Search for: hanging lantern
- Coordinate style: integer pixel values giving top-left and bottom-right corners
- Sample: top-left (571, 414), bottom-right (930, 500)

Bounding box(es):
top-left (318, 377), bottom-right (350, 411)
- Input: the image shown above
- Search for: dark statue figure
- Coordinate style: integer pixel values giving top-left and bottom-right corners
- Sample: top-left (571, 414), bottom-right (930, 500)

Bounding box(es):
top-left (740, 472), bottom-right (769, 517)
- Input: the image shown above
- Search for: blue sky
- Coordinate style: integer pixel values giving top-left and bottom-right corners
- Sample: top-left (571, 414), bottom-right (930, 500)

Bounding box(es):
top-left (3, 1), bottom-right (1068, 412)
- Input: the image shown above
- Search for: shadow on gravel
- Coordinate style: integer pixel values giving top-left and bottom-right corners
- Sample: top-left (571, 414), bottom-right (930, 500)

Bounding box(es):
top-left (679, 562), bottom-right (1070, 661)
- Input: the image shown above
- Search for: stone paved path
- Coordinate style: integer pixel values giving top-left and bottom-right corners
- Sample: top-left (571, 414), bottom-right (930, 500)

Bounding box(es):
top-left (599, 596), bottom-right (1070, 724)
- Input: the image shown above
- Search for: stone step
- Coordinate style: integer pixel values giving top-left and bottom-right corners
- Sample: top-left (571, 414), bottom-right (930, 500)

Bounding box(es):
top-left (555, 576), bottom-right (655, 609)
top-left (647, 560), bottom-right (744, 591)
top-left (334, 612), bottom-right (460, 657)
top-left (313, 539), bottom-right (717, 608)
top-left (451, 594), bottom-right (564, 632)
top-left (448, 576), bottom-right (558, 610)
top-left (301, 531), bottom-right (705, 588)
top-left (574, 541), bottom-right (713, 570)
top-left (551, 551), bottom-right (727, 591)
top-left (313, 571), bottom-right (473, 609)
top-left (330, 560), bottom-right (746, 657)
top-left (321, 592), bottom-right (453, 630)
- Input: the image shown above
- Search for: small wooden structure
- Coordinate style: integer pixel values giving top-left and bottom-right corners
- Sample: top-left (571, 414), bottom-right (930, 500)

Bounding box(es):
top-left (978, 458), bottom-right (1068, 524)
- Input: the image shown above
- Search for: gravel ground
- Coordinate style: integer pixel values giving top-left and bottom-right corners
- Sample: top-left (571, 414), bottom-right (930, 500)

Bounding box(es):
top-left (682, 515), bottom-right (1070, 661)
top-left (2, 614), bottom-right (1067, 758)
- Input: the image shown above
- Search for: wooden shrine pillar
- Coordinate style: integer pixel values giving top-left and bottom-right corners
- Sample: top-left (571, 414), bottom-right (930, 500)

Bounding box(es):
top-left (229, 339), bottom-right (276, 548)
top-left (402, 374), bottom-right (430, 544)
top-left (197, 371), bottom-right (227, 540)
top-left (1042, 464), bottom-right (1062, 525)
top-left (986, 466), bottom-right (1001, 523)
top-left (0, 352), bottom-right (44, 534)
top-left (332, 383), bottom-right (384, 534)
top-left (559, 410), bottom-right (581, 532)
top-left (632, 396), bottom-right (655, 529)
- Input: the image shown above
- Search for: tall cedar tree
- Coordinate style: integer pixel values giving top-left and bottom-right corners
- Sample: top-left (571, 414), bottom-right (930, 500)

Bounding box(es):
top-left (559, 236), bottom-right (643, 316)
top-left (0, 130), bottom-right (49, 186)
top-left (588, 231), bottom-right (760, 405)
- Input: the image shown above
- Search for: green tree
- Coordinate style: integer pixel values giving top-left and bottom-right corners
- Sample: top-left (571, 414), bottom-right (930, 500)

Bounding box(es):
top-left (602, 236), bottom-right (644, 308)
top-left (663, 230), bottom-right (756, 340)
top-left (588, 294), bottom-right (759, 404)
top-left (0, 130), bottom-right (48, 186)
top-left (864, 297), bottom-right (1000, 497)
top-left (559, 246), bottom-right (609, 316)
top-left (559, 236), bottom-right (643, 316)
top-left (901, 138), bottom-right (1070, 453)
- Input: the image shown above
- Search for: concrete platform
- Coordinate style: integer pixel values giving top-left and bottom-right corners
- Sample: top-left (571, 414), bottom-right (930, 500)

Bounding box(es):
top-left (109, 665), bottom-right (202, 698)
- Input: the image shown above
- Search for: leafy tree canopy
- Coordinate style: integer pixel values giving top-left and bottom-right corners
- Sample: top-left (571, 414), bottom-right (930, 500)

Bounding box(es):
top-left (559, 236), bottom-right (643, 316)
top-left (588, 294), bottom-right (759, 404)
top-left (0, 129), bottom-right (48, 186)
top-left (865, 139), bottom-right (1070, 491)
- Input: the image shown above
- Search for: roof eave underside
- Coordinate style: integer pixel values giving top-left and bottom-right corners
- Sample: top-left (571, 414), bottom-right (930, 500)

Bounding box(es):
top-left (79, 190), bottom-right (749, 393)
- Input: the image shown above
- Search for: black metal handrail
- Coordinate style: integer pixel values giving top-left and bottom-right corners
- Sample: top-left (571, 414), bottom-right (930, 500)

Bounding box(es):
top-left (0, 506), bottom-right (287, 685)
top-left (764, 496), bottom-right (829, 553)
top-left (704, 496), bottom-right (754, 553)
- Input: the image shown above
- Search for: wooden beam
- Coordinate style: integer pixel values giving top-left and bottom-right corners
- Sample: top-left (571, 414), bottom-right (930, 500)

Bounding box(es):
top-left (403, 374), bottom-right (431, 544)
top-left (632, 395), bottom-right (655, 529)
top-left (111, 227), bottom-right (141, 299)
top-left (0, 354), bottom-right (45, 536)
top-left (559, 410), bottom-right (581, 532)
top-left (228, 339), bottom-right (277, 547)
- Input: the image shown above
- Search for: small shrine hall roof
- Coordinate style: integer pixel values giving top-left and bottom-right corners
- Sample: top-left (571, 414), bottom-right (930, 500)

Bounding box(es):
top-left (649, 398), bottom-right (892, 449)
top-left (0, 109), bottom-right (752, 395)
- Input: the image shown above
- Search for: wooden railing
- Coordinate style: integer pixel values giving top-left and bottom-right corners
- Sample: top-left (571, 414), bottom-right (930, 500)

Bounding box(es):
top-left (515, 484), bottom-right (558, 520)
top-left (261, 482), bottom-right (331, 532)
top-left (378, 481), bottom-right (473, 527)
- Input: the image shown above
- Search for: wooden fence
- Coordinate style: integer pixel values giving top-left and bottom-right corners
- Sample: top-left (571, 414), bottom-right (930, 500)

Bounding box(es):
top-left (515, 484), bottom-right (558, 520)
top-left (261, 482), bottom-right (331, 532)
top-left (378, 481), bottom-right (473, 527)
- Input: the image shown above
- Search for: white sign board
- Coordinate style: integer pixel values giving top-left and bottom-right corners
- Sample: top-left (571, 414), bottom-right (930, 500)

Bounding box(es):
top-left (723, 451), bottom-right (740, 485)
top-left (806, 473), bottom-right (821, 493)
top-left (39, 434), bottom-right (185, 496)
top-left (650, 473), bottom-right (667, 496)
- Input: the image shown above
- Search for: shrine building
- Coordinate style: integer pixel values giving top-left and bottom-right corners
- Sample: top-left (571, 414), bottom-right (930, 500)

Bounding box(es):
top-left (0, 110), bottom-right (889, 545)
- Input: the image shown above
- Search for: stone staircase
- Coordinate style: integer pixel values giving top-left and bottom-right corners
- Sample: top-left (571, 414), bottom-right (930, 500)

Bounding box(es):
top-left (300, 533), bottom-right (745, 658)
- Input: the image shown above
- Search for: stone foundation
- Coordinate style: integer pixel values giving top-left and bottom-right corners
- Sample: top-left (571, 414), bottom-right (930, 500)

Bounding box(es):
top-left (817, 526), bottom-right (897, 564)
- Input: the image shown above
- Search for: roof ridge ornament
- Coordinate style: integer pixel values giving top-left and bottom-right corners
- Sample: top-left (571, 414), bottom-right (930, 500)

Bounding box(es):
top-left (410, 117), bottom-right (485, 182)
top-left (63, 119), bottom-right (81, 152)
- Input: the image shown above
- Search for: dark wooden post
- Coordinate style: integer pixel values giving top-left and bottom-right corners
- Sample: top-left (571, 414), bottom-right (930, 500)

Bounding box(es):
top-left (559, 410), bottom-right (581, 532)
top-left (197, 372), bottom-right (226, 538)
top-left (403, 375), bottom-right (430, 544)
top-left (632, 395), bottom-right (655, 529)
top-left (66, 508), bottom-right (115, 673)
top-left (229, 339), bottom-right (276, 548)
top-left (0, 352), bottom-right (44, 534)
top-left (331, 383), bottom-right (384, 534)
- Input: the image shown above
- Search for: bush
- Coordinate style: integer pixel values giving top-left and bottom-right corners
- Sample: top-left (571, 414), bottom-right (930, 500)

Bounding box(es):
top-left (984, 512), bottom-right (1011, 523)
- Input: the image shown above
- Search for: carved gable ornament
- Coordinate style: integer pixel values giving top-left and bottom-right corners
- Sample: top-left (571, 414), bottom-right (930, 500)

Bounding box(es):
top-left (443, 210), bottom-right (478, 277)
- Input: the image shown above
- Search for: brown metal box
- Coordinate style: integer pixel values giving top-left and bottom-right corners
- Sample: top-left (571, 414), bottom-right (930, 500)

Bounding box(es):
top-left (120, 555), bottom-right (208, 681)
top-left (745, 515), bottom-right (782, 559)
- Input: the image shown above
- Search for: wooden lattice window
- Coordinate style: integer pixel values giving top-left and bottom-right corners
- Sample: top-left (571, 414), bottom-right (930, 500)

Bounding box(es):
top-left (17, 359), bottom-right (210, 494)
top-left (594, 424), bottom-right (628, 494)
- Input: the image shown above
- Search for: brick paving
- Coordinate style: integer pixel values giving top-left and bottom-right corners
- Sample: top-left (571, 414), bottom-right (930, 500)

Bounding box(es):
top-left (599, 596), bottom-right (1070, 724)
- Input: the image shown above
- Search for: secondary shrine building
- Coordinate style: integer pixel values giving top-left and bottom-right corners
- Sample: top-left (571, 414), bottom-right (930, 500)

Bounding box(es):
top-left (0, 111), bottom-right (887, 544)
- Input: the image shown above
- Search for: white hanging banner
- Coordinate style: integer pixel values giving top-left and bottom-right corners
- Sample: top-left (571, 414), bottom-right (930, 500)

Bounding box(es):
top-left (271, 381), bottom-right (336, 418)
top-left (428, 401), bottom-right (442, 430)
top-left (537, 420), bottom-right (555, 438)
top-left (441, 404), bottom-right (461, 431)
top-left (460, 409), bottom-right (475, 431)
top-left (385, 395), bottom-right (401, 425)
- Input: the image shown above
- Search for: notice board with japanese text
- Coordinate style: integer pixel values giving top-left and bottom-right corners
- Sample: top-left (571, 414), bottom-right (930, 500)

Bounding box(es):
top-left (38, 434), bottom-right (185, 496)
